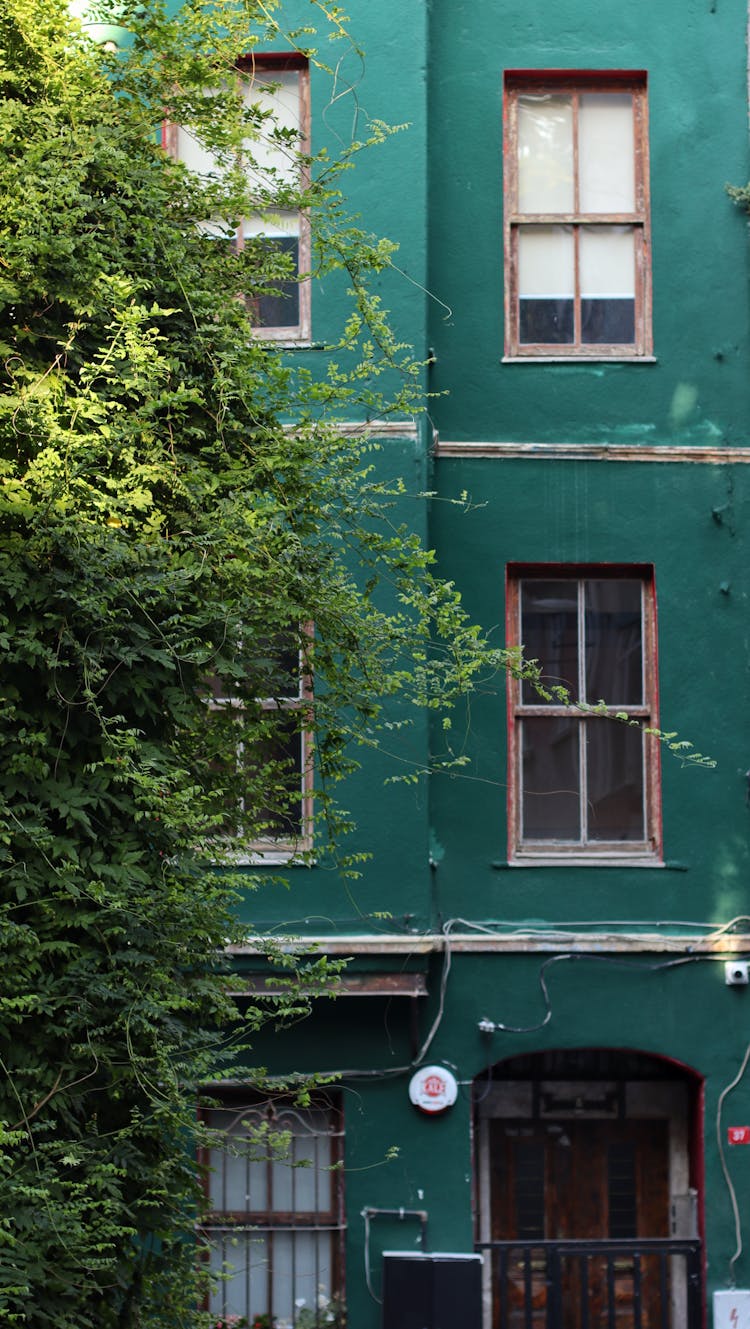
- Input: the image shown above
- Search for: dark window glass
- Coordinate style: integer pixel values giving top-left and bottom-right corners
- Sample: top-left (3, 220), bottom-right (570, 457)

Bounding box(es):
top-left (250, 236), bottom-right (300, 328)
top-left (513, 1141), bottom-right (546, 1240)
top-left (522, 717), bottom-right (580, 840)
top-left (585, 580), bottom-right (642, 705)
top-left (250, 714), bottom-right (304, 840)
top-left (586, 719), bottom-right (644, 841)
top-left (581, 297), bottom-right (635, 344)
top-left (519, 298), bottom-right (574, 344)
top-left (521, 580), bottom-right (579, 704)
top-left (608, 1142), bottom-right (637, 1238)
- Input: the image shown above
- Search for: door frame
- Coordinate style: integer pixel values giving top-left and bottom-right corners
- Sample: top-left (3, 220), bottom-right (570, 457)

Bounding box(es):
top-left (474, 1051), bottom-right (703, 1329)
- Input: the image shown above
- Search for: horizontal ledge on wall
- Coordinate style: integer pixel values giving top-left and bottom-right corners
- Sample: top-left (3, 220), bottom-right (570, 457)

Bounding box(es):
top-left (283, 419), bottom-right (420, 439)
top-left (226, 932), bottom-right (750, 956)
top-left (433, 440), bottom-right (750, 463)
top-left (229, 972), bottom-right (428, 997)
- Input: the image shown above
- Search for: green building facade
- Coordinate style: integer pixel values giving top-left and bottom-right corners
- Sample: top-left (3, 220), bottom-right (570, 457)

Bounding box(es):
top-left (208, 2), bottom-right (750, 1326)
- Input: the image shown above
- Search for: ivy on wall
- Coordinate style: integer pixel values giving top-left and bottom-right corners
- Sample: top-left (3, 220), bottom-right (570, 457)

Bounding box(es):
top-left (0, 1), bottom-right (526, 1322)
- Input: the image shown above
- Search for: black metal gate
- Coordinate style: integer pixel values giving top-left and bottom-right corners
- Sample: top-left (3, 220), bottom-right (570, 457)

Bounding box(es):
top-left (476, 1238), bottom-right (702, 1328)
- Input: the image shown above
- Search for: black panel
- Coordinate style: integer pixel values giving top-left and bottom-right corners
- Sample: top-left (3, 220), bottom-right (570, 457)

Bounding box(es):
top-left (382, 1255), bottom-right (482, 1329)
top-left (581, 297), bottom-right (635, 344)
top-left (519, 297), bottom-right (574, 343)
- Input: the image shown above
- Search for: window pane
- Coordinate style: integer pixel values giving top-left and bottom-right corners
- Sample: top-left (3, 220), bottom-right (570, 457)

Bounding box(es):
top-left (578, 93), bottom-right (635, 213)
top-left (209, 1230), bottom-right (269, 1318)
top-left (248, 715), bottom-right (304, 840)
top-left (521, 717), bottom-right (580, 841)
top-left (580, 226), bottom-right (635, 344)
top-left (584, 580), bottom-right (643, 705)
top-left (175, 122), bottom-right (223, 178)
top-left (247, 235), bottom-right (303, 328)
top-left (586, 719), bottom-right (645, 841)
top-left (518, 226), bottom-right (574, 344)
top-left (242, 69), bottom-right (303, 188)
top-left (517, 95), bottom-right (574, 213)
top-left (521, 580), bottom-right (579, 703)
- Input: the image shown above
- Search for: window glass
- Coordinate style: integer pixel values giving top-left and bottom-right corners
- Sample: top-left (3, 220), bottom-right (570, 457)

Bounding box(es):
top-left (518, 227), bottom-right (575, 345)
top-left (578, 93), bottom-right (635, 213)
top-left (585, 579), bottom-right (642, 704)
top-left (580, 226), bottom-right (636, 345)
top-left (242, 68), bottom-right (303, 188)
top-left (517, 95), bottom-right (574, 213)
top-left (521, 717), bottom-right (580, 840)
top-left (521, 579), bottom-right (579, 703)
top-left (586, 719), bottom-right (645, 841)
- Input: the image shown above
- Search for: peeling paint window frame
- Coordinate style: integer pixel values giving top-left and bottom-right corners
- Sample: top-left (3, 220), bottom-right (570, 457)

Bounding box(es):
top-left (503, 71), bottom-right (652, 360)
top-left (207, 624), bottom-right (314, 865)
top-left (506, 564), bottom-right (663, 865)
top-left (165, 52), bottom-right (312, 344)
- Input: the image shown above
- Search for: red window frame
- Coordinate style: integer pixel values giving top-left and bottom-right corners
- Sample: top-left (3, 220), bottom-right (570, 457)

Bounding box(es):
top-left (506, 563), bottom-right (663, 864)
top-left (503, 70), bottom-right (652, 359)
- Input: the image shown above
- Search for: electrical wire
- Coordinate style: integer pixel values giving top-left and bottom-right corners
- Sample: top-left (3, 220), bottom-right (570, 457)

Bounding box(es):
top-left (307, 920), bottom-right (454, 1081)
top-left (716, 1039), bottom-right (750, 1286)
top-left (478, 951), bottom-right (700, 1035)
top-left (362, 1209), bottom-right (382, 1304)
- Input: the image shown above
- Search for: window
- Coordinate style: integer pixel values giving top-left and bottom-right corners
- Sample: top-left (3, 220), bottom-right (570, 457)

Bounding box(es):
top-left (168, 54), bottom-right (310, 340)
top-left (207, 629), bottom-right (313, 862)
top-left (504, 72), bottom-right (651, 358)
top-left (201, 1096), bottom-right (345, 1328)
top-left (507, 566), bottom-right (661, 862)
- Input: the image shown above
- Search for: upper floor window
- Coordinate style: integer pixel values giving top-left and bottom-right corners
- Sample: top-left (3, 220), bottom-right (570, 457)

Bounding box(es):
top-left (507, 565), bottom-right (662, 864)
top-left (168, 54), bottom-right (310, 341)
top-left (207, 628), bottom-right (313, 863)
top-left (504, 72), bottom-right (652, 359)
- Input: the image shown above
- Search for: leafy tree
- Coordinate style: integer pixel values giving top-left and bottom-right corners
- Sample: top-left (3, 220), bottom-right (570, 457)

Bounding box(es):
top-left (0, 1), bottom-right (521, 1323)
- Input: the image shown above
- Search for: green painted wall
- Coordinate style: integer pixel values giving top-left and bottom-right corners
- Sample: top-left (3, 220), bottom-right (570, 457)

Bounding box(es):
top-left (429, 458), bottom-right (750, 926)
top-left (248, 953), bottom-right (750, 1326)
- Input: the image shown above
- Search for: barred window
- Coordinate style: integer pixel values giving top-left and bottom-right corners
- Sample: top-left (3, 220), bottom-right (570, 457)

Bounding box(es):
top-left (201, 1097), bottom-right (345, 1328)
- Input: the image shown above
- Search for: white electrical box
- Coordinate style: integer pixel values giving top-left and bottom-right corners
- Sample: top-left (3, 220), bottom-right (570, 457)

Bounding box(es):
top-left (714, 1289), bottom-right (750, 1328)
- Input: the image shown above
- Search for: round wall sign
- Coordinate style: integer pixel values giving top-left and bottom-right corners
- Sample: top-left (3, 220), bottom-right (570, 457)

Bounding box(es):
top-left (408, 1065), bottom-right (458, 1114)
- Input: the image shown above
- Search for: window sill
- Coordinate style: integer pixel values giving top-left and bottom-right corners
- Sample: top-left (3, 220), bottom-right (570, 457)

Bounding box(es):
top-left (504, 854), bottom-right (664, 869)
top-left (502, 355), bottom-right (657, 365)
top-left (217, 845), bottom-right (313, 868)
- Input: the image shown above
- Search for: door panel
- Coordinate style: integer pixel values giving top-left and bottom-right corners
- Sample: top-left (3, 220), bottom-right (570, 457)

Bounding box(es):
top-left (490, 1120), bottom-right (669, 1328)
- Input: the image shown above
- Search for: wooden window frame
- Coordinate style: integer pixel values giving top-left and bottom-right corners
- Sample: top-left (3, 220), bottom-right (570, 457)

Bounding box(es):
top-left (198, 1092), bottom-right (345, 1325)
top-left (506, 563), bottom-right (662, 865)
top-left (164, 52), bottom-right (311, 344)
top-left (208, 625), bottom-right (314, 864)
top-left (503, 71), bottom-right (652, 359)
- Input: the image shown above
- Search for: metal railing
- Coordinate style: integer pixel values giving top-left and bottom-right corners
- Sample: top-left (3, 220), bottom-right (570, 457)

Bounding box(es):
top-left (475, 1238), bottom-right (702, 1329)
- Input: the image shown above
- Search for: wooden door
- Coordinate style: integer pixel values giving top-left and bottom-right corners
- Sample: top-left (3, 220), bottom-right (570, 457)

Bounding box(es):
top-left (490, 1119), bottom-right (669, 1328)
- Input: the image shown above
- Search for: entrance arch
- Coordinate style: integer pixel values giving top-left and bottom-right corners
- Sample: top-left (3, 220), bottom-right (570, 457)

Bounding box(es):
top-left (474, 1048), bottom-right (703, 1328)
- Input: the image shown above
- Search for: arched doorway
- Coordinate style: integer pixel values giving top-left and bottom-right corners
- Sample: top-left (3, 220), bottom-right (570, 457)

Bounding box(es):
top-left (474, 1048), bottom-right (703, 1328)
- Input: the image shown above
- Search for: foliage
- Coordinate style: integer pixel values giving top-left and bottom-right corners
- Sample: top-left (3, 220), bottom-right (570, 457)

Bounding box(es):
top-left (0, 0), bottom-right (527, 1324)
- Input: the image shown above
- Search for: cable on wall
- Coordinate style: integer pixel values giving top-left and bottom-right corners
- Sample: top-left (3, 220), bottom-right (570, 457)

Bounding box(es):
top-left (716, 1039), bottom-right (750, 1286)
top-left (478, 951), bottom-right (701, 1035)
